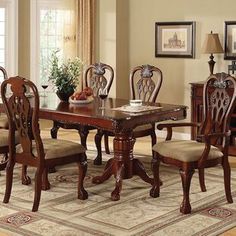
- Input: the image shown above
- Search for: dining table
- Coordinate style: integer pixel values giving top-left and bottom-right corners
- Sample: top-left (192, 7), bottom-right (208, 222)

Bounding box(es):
top-left (0, 93), bottom-right (187, 201)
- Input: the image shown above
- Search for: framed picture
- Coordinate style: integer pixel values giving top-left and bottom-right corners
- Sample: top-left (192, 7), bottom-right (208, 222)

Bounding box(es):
top-left (155, 21), bottom-right (196, 58)
top-left (224, 21), bottom-right (236, 60)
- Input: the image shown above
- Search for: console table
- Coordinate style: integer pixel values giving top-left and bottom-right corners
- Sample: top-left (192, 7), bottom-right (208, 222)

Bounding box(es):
top-left (190, 81), bottom-right (236, 156)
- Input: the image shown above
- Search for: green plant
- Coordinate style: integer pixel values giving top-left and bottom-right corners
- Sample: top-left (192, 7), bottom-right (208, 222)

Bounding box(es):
top-left (49, 50), bottom-right (83, 94)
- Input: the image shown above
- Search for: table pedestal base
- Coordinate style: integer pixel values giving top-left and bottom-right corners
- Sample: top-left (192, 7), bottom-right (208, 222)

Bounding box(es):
top-left (92, 131), bottom-right (154, 201)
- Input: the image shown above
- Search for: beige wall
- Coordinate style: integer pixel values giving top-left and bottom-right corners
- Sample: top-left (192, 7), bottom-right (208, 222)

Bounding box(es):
top-left (128, 0), bottom-right (236, 126)
top-left (18, 0), bottom-right (30, 78)
top-left (18, 0), bottom-right (236, 129)
top-left (97, 0), bottom-right (129, 99)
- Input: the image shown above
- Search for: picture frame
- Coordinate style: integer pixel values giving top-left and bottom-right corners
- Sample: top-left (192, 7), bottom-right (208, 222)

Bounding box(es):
top-left (155, 21), bottom-right (196, 58)
top-left (224, 21), bottom-right (236, 60)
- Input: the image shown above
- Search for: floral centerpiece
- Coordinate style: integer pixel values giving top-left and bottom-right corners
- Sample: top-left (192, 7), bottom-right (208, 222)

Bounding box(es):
top-left (49, 50), bottom-right (83, 101)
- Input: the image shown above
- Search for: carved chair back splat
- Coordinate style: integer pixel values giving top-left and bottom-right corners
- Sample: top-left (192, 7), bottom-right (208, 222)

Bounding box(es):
top-left (85, 62), bottom-right (114, 96)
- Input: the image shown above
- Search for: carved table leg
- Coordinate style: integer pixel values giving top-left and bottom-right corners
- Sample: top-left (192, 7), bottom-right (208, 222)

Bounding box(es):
top-left (79, 126), bottom-right (89, 149)
top-left (92, 158), bottom-right (114, 184)
top-left (94, 129), bottom-right (104, 165)
top-left (92, 131), bottom-right (135, 200)
top-left (133, 159), bottom-right (154, 185)
top-left (51, 121), bottom-right (59, 139)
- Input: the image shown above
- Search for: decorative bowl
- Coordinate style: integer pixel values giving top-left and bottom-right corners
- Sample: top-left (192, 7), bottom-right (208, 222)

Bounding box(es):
top-left (129, 99), bottom-right (142, 107)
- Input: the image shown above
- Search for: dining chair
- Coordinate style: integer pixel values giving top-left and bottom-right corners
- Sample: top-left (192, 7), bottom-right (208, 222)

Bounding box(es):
top-left (96, 64), bottom-right (163, 165)
top-left (50, 62), bottom-right (114, 164)
top-left (150, 72), bottom-right (236, 214)
top-left (1, 76), bottom-right (88, 212)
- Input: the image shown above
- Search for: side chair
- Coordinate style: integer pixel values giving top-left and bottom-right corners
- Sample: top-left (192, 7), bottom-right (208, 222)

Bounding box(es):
top-left (150, 72), bottom-right (236, 214)
top-left (50, 62), bottom-right (114, 165)
top-left (97, 64), bottom-right (163, 164)
top-left (1, 76), bottom-right (88, 212)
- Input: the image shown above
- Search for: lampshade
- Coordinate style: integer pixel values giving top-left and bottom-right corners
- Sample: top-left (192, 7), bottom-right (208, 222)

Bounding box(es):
top-left (202, 32), bottom-right (223, 54)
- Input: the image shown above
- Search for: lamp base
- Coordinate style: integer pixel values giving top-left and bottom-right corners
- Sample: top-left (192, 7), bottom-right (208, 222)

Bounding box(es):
top-left (208, 54), bottom-right (215, 75)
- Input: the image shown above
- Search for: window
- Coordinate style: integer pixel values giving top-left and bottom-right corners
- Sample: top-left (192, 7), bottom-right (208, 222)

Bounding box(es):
top-left (0, 8), bottom-right (5, 70)
top-left (31, 0), bottom-right (76, 87)
top-left (0, 0), bottom-right (18, 82)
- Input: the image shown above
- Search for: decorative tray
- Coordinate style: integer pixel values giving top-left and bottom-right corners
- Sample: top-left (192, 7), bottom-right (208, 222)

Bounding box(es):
top-left (112, 105), bottom-right (162, 113)
top-left (69, 96), bottom-right (93, 104)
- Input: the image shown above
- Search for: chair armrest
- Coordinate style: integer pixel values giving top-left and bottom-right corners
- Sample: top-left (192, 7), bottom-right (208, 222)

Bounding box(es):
top-left (156, 122), bottom-right (200, 141)
top-left (198, 131), bottom-right (231, 168)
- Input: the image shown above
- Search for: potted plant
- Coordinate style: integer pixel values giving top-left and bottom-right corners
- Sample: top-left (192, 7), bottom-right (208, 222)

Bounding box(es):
top-left (49, 50), bottom-right (83, 101)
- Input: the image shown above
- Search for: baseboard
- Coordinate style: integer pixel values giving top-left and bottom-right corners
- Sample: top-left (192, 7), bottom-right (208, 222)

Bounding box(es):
top-left (156, 130), bottom-right (191, 140)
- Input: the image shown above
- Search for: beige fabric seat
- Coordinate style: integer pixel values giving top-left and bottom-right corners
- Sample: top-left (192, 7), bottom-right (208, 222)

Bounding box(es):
top-left (0, 129), bottom-right (19, 147)
top-left (133, 124), bottom-right (152, 132)
top-left (0, 114), bottom-right (9, 129)
top-left (16, 138), bottom-right (85, 159)
top-left (153, 140), bottom-right (223, 162)
top-left (0, 130), bottom-right (9, 147)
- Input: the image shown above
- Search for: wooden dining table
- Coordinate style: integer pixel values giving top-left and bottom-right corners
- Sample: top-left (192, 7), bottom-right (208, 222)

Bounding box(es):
top-left (0, 93), bottom-right (187, 201)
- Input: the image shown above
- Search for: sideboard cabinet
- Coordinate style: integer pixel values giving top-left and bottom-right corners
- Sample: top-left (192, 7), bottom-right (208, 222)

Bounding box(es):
top-left (190, 81), bottom-right (236, 156)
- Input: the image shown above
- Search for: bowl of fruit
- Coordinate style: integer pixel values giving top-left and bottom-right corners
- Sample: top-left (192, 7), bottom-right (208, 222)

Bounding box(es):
top-left (69, 87), bottom-right (94, 104)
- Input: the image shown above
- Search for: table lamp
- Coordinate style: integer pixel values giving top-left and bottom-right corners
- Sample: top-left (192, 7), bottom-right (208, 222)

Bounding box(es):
top-left (202, 31), bottom-right (223, 75)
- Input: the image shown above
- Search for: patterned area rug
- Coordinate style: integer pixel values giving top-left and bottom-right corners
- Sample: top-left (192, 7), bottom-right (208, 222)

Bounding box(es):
top-left (0, 132), bottom-right (236, 235)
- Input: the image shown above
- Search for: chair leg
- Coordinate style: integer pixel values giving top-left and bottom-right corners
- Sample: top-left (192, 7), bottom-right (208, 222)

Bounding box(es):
top-left (0, 153), bottom-right (8, 171)
top-left (179, 168), bottom-right (194, 214)
top-left (104, 134), bottom-right (110, 154)
top-left (32, 167), bottom-right (43, 212)
top-left (94, 129), bottom-right (104, 165)
top-left (42, 167), bottom-right (51, 190)
top-left (198, 168), bottom-right (206, 192)
top-left (150, 152), bottom-right (160, 198)
top-left (79, 127), bottom-right (89, 149)
top-left (222, 157), bottom-right (233, 203)
top-left (77, 153), bottom-right (88, 200)
top-left (3, 160), bottom-right (15, 204)
top-left (151, 129), bottom-right (157, 158)
top-left (51, 121), bottom-right (60, 139)
top-left (21, 165), bottom-right (31, 185)
top-left (151, 129), bottom-right (157, 147)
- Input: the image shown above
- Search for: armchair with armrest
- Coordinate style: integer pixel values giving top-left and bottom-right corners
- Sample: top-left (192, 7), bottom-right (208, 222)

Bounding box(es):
top-left (150, 72), bottom-right (236, 214)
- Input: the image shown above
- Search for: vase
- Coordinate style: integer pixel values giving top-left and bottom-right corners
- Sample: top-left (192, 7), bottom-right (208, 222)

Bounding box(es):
top-left (56, 90), bottom-right (74, 102)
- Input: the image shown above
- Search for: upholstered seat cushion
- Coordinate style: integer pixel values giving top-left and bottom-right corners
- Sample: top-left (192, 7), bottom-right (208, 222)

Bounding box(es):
top-left (0, 129), bottom-right (9, 147)
top-left (0, 129), bottom-right (19, 147)
top-left (0, 114), bottom-right (9, 129)
top-left (134, 124), bottom-right (152, 132)
top-left (16, 138), bottom-right (85, 159)
top-left (152, 140), bottom-right (223, 162)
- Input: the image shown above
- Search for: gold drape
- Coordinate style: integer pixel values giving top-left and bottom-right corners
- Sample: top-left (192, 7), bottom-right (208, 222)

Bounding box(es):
top-left (77, 0), bottom-right (96, 89)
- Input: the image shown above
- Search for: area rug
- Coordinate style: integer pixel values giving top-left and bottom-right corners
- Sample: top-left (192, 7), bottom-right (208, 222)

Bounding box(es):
top-left (0, 131), bottom-right (236, 235)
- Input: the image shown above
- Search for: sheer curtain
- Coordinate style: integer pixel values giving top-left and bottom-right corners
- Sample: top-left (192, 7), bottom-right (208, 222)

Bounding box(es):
top-left (77, 0), bottom-right (96, 89)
